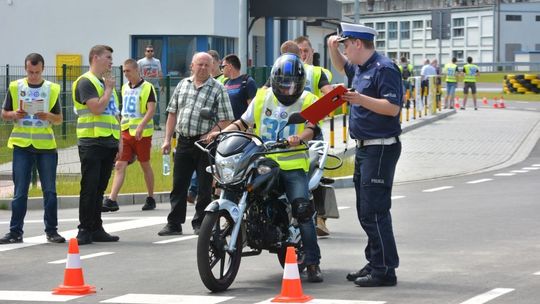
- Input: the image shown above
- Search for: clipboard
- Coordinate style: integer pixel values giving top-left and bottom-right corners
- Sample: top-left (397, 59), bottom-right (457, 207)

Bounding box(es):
top-left (301, 85), bottom-right (348, 124)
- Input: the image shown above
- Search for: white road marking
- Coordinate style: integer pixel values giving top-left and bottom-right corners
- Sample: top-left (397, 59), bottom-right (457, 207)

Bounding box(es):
top-left (0, 290), bottom-right (84, 302)
top-left (534, 271), bottom-right (540, 275)
top-left (511, 170), bottom-right (528, 173)
top-left (100, 294), bottom-right (233, 304)
top-left (458, 288), bottom-right (514, 304)
top-left (49, 252), bottom-right (114, 264)
top-left (522, 167), bottom-right (540, 170)
top-left (255, 298), bottom-right (385, 304)
top-left (422, 186), bottom-right (454, 193)
top-left (532, 164), bottom-right (540, 167)
top-left (494, 173), bottom-right (515, 176)
top-left (338, 206), bottom-right (351, 210)
top-left (0, 217), bottom-right (168, 252)
top-left (466, 179), bottom-right (493, 184)
top-left (391, 195), bottom-right (406, 200)
top-left (0, 216), bottom-right (143, 225)
top-left (525, 107), bottom-right (538, 111)
top-left (153, 235), bottom-right (198, 244)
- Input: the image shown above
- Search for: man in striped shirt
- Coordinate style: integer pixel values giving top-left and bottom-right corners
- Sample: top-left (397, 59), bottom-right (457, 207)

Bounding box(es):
top-left (158, 52), bottom-right (234, 236)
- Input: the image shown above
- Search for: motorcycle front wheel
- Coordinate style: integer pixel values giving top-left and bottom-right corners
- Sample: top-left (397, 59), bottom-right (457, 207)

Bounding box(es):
top-left (197, 210), bottom-right (242, 292)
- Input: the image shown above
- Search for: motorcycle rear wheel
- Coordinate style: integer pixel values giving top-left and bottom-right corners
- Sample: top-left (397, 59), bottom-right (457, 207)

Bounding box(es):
top-left (197, 210), bottom-right (242, 292)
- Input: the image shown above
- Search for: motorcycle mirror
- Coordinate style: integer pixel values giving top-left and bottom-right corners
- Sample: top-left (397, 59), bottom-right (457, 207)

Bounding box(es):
top-left (276, 112), bottom-right (307, 140)
top-left (200, 108), bottom-right (216, 121)
top-left (200, 107), bottom-right (222, 131)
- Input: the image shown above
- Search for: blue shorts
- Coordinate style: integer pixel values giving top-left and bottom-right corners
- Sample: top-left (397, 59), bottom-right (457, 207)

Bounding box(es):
top-left (446, 82), bottom-right (457, 96)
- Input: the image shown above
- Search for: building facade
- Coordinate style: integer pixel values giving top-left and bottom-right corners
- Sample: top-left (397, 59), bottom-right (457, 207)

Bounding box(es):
top-left (341, 0), bottom-right (540, 68)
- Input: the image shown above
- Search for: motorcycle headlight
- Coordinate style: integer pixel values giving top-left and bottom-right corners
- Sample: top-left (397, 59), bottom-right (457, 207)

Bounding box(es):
top-left (215, 153), bottom-right (243, 184)
top-left (257, 165), bottom-right (272, 175)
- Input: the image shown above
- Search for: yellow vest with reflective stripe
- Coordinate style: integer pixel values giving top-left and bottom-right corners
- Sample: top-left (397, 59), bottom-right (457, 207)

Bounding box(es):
top-left (120, 81), bottom-right (155, 137)
top-left (463, 64), bottom-right (479, 83)
top-left (443, 63), bottom-right (458, 83)
top-left (7, 79), bottom-right (60, 149)
top-left (72, 72), bottom-right (120, 139)
top-left (304, 64), bottom-right (323, 98)
top-left (253, 89), bottom-right (315, 171)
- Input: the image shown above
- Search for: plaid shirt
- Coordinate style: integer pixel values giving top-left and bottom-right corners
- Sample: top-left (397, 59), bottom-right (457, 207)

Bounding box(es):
top-left (167, 76), bottom-right (234, 137)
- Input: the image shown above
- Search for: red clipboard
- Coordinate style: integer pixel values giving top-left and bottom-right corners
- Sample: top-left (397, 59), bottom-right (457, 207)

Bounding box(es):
top-left (301, 85), bottom-right (348, 124)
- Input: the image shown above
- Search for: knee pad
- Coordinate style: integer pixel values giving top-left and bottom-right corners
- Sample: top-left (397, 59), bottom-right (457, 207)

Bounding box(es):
top-left (292, 198), bottom-right (315, 223)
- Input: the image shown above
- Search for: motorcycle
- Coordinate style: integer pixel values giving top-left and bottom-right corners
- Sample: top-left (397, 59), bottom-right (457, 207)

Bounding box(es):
top-left (194, 108), bottom-right (341, 292)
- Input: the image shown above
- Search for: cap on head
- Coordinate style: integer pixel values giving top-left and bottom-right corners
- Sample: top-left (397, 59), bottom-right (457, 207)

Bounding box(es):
top-left (338, 22), bottom-right (377, 42)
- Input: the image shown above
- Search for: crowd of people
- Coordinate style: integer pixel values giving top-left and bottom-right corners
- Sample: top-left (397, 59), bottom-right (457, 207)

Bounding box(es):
top-left (1, 22), bottom-right (479, 286)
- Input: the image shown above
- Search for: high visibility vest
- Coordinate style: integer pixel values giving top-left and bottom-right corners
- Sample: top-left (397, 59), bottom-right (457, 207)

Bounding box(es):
top-left (7, 79), bottom-right (60, 150)
top-left (72, 72), bottom-right (120, 139)
top-left (304, 64), bottom-right (326, 98)
top-left (120, 81), bottom-right (155, 137)
top-left (253, 89), bottom-right (316, 171)
top-left (443, 63), bottom-right (458, 83)
top-left (216, 74), bottom-right (227, 84)
top-left (398, 64), bottom-right (414, 79)
top-left (463, 64), bottom-right (479, 83)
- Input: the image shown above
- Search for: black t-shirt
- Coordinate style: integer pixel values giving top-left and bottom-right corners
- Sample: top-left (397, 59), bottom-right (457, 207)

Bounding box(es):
top-left (2, 80), bottom-right (60, 153)
top-left (74, 77), bottom-right (119, 148)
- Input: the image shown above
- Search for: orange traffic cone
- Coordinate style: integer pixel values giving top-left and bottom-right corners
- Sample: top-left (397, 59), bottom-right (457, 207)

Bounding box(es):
top-left (499, 96), bottom-right (506, 108)
top-left (271, 247), bottom-right (312, 303)
top-left (482, 97), bottom-right (488, 105)
top-left (52, 238), bottom-right (95, 295)
top-left (493, 97), bottom-right (499, 108)
top-left (454, 97), bottom-right (460, 109)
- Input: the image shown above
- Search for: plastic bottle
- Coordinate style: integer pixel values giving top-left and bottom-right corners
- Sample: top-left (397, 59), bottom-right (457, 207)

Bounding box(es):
top-left (162, 153), bottom-right (171, 176)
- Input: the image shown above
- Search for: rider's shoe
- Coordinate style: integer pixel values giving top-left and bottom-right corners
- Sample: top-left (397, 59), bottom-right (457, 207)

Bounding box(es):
top-left (306, 265), bottom-right (323, 283)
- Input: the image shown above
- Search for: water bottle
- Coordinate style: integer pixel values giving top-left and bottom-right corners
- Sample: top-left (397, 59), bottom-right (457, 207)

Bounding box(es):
top-left (162, 154), bottom-right (171, 176)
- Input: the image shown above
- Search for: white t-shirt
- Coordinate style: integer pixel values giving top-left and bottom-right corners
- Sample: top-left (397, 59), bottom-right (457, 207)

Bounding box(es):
top-left (137, 57), bottom-right (162, 88)
top-left (420, 64), bottom-right (437, 81)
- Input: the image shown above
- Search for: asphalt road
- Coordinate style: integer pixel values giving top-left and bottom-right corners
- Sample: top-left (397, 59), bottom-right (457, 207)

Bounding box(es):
top-left (0, 141), bottom-right (539, 304)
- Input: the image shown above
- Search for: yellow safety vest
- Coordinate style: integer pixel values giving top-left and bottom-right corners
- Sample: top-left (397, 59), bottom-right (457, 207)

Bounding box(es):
top-left (463, 64), bottom-right (479, 83)
top-left (72, 72), bottom-right (120, 139)
top-left (253, 89), bottom-right (316, 171)
top-left (120, 81), bottom-right (155, 137)
top-left (7, 79), bottom-right (60, 150)
top-left (216, 74), bottom-right (227, 84)
top-left (443, 63), bottom-right (458, 83)
top-left (304, 64), bottom-right (326, 98)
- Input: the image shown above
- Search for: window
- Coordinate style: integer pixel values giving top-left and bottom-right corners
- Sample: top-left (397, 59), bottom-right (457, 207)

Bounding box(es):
top-left (365, 22), bottom-right (374, 28)
top-left (377, 31), bottom-right (386, 39)
top-left (376, 22), bottom-right (385, 30)
top-left (452, 17), bottom-right (465, 38)
top-left (537, 15), bottom-right (540, 21)
top-left (400, 52), bottom-right (410, 60)
top-left (413, 20), bottom-right (423, 29)
top-left (388, 22), bottom-right (398, 40)
top-left (400, 21), bottom-right (410, 40)
top-left (387, 52), bottom-right (398, 60)
top-left (506, 15), bottom-right (522, 21)
top-left (426, 20), bottom-right (432, 28)
top-left (376, 41), bottom-right (386, 48)
top-left (452, 50), bottom-right (464, 61)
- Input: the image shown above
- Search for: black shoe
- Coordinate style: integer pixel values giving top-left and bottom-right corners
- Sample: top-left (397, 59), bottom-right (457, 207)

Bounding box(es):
top-left (76, 229), bottom-right (92, 245)
top-left (158, 224), bottom-right (182, 236)
top-left (102, 198), bottom-right (119, 212)
top-left (92, 227), bottom-right (119, 242)
top-left (154, 126), bottom-right (162, 131)
top-left (46, 231), bottom-right (66, 243)
top-left (346, 265), bottom-right (372, 281)
top-left (0, 232), bottom-right (22, 244)
top-left (474, 108), bottom-right (478, 110)
top-left (354, 274), bottom-right (397, 287)
top-left (306, 265), bottom-right (323, 283)
top-left (142, 197), bottom-right (156, 211)
top-left (460, 107), bottom-right (465, 110)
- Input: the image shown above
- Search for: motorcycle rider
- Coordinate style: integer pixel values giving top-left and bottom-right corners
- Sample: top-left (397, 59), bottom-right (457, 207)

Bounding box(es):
top-left (207, 53), bottom-right (323, 282)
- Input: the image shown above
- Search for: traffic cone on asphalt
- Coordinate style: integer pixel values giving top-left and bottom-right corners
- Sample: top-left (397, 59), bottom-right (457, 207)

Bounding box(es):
top-left (52, 238), bottom-right (95, 295)
top-left (499, 96), bottom-right (506, 108)
top-left (482, 97), bottom-right (488, 105)
top-left (454, 97), bottom-right (460, 109)
top-left (271, 246), bottom-right (312, 303)
top-left (493, 97), bottom-right (499, 108)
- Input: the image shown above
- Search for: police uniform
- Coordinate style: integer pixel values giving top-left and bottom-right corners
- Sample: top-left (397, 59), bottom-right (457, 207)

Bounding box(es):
top-left (339, 22), bottom-right (403, 284)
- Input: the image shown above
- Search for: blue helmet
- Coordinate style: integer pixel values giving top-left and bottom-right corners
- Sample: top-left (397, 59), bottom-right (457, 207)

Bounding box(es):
top-left (270, 53), bottom-right (306, 106)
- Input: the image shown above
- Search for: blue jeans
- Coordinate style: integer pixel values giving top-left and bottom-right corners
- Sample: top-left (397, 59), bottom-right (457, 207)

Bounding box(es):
top-left (353, 143), bottom-right (401, 278)
top-left (280, 169), bottom-right (321, 266)
top-left (10, 147), bottom-right (58, 235)
top-left (189, 172), bottom-right (198, 196)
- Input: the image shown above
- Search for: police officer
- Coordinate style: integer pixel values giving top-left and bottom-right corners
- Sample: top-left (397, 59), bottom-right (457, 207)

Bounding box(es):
top-left (73, 45), bottom-right (121, 245)
top-left (328, 22), bottom-right (402, 287)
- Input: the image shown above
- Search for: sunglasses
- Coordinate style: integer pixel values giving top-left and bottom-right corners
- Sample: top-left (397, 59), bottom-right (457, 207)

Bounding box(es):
top-left (146, 50), bottom-right (154, 53)
top-left (219, 64), bottom-right (227, 69)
